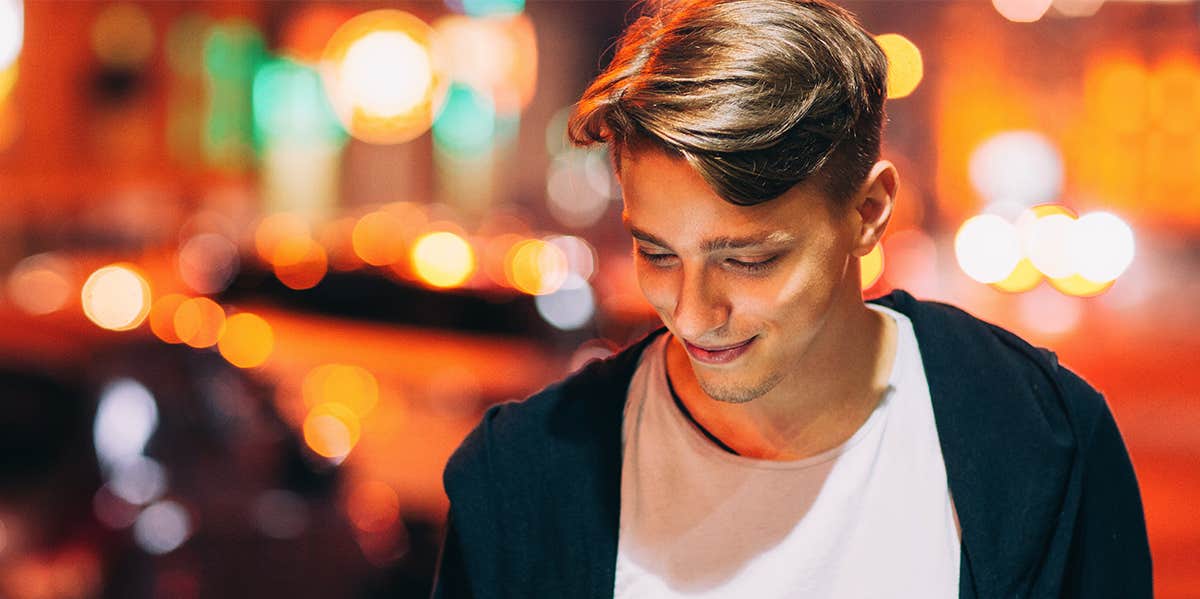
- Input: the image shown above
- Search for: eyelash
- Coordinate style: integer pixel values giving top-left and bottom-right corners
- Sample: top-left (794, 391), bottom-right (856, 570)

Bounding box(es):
top-left (636, 248), bottom-right (779, 273)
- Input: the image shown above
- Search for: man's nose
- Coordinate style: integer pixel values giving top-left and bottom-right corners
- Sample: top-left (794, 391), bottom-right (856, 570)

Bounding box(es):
top-left (672, 266), bottom-right (729, 341)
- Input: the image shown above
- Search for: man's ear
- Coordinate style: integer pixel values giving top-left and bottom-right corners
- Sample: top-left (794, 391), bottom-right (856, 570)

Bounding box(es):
top-left (850, 160), bottom-right (899, 257)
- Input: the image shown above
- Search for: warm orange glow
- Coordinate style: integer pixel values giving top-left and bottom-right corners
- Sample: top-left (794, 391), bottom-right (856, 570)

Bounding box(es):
top-left (875, 33), bottom-right (923, 100)
top-left (255, 213), bottom-right (311, 264)
top-left (318, 217), bottom-right (363, 271)
top-left (352, 210), bottom-right (407, 266)
top-left (411, 231), bottom-right (476, 288)
top-left (344, 480), bottom-right (400, 533)
top-left (302, 364), bottom-right (379, 417)
top-left (280, 5), bottom-right (351, 63)
top-left (272, 237), bottom-right (328, 290)
top-left (149, 293), bottom-right (189, 344)
top-left (506, 239), bottom-right (568, 295)
top-left (173, 297), bottom-right (226, 349)
top-left (7, 253), bottom-right (73, 316)
top-left (480, 233), bottom-right (523, 288)
top-left (321, 10), bottom-right (448, 144)
top-left (860, 243), bottom-right (884, 290)
top-left (991, 258), bottom-right (1043, 293)
top-left (303, 403), bottom-right (361, 459)
top-left (0, 62), bottom-right (16, 102)
top-left (1049, 274), bottom-right (1113, 298)
top-left (1148, 55), bottom-right (1200, 134)
top-left (81, 264), bottom-right (152, 331)
top-left (1084, 56), bottom-right (1150, 134)
top-left (218, 313), bottom-right (275, 368)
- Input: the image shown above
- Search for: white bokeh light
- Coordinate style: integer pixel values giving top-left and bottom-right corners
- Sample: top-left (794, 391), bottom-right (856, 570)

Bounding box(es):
top-left (1069, 212), bottom-right (1135, 283)
top-left (133, 500), bottom-right (192, 555)
top-left (94, 378), bottom-right (159, 471)
top-left (339, 31), bottom-right (432, 118)
top-left (1024, 213), bottom-right (1077, 280)
top-left (0, 0), bottom-right (22, 70)
top-left (969, 131), bottom-right (1063, 206)
top-left (954, 214), bottom-right (1022, 284)
top-left (108, 456), bottom-right (168, 506)
top-left (535, 275), bottom-right (596, 330)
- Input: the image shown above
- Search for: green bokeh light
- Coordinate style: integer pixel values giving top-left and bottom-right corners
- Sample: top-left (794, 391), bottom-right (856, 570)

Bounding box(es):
top-left (433, 83), bottom-right (496, 157)
top-left (252, 58), bottom-right (346, 145)
top-left (462, 0), bottom-right (525, 17)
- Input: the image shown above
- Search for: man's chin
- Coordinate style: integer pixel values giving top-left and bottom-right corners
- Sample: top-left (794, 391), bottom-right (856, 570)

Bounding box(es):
top-left (694, 370), bottom-right (782, 405)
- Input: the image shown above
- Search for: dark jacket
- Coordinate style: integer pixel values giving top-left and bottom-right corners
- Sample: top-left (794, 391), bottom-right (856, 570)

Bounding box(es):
top-left (433, 290), bottom-right (1152, 598)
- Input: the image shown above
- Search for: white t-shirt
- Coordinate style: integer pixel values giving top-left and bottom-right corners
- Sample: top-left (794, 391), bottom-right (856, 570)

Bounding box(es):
top-left (614, 305), bottom-right (960, 598)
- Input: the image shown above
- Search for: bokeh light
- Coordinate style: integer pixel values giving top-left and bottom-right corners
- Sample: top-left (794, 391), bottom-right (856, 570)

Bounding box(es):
top-left (272, 236), bottom-right (328, 290)
top-left (107, 456), bottom-right (168, 506)
top-left (1084, 56), bottom-right (1150, 134)
top-left (345, 480), bottom-right (400, 533)
top-left (91, 3), bottom-right (155, 68)
top-left (81, 264), bottom-right (152, 331)
top-left (535, 275), bottom-right (596, 330)
top-left (255, 212), bottom-right (311, 264)
top-left (133, 500), bottom-right (192, 555)
top-left (992, 0), bottom-right (1053, 22)
top-left (1052, 0), bottom-right (1104, 17)
top-left (252, 489), bottom-right (310, 540)
top-left (547, 235), bottom-right (598, 284)
top-left (0, 61), bottom-right (16, 102)
top-left (321, 10), bottom-right (448, 144)
top-left (352, 210), bottom-right (407, 266)
top-left (1024, 212), bottom-right (1077, 279)
top-left (433, 14), bottom-right (537, 114)
top-left (94, 378), bottom-right (159, 471)
top-left (992, 258), bottom-right (1043, 293)
top-left (860, 243), bottom-right (885, 290)
top-left (149, 293), bottom-right (188, 344)
top-left (955, 214), bottom-right (1021, 284)
top-left (1069, 211), bottom-right (1135, 283)
top-left (173, 297), bottom-right (226, 349)
top-left (303, 402), bottom-right (362, 460)
top-left (1048, 273), bottom-right (1112, 298)
top-left (875, 33), bottom-right (923, 99)
top-left (1147, 55), bottom-right (1200, 135)
top-left (0, 0), bottom-right (22, 71)
top-left (411, 231), bottom-right (475, 288)
top-left (218, 313), bottom-right (275, 368)
top-left (506, 239), bottom-right (568, 295)
top-left (546, 148), bottom-right (617, 229)
top-left (7, 253), bottom-right (73, 315)
top-left (252, 57), bottom-right (346, 144)
top-left (302, 364), bottom-right (379, 417)
top-left (432, 83), bottom-right (496, 156)
top-left (969, 131), bottom-right (1063, 206)
top-left (178, 233), bottom-right (239, 295)
top-left (458, 0), bottom-right (525, 18)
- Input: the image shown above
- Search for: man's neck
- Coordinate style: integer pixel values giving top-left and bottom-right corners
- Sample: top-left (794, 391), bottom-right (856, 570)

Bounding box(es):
top-left (665, 300), bottom-right (897, 461)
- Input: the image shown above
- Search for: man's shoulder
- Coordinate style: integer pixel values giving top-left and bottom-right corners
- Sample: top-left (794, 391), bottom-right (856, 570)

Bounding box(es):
top-left (872, 290), bottom-right (1108, 434)
top-left (442, 329), bottom-right (662, 493)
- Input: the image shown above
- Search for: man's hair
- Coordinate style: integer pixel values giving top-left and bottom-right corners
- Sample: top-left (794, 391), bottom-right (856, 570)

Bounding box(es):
top-left (568, 0), bottom-right (888, 206)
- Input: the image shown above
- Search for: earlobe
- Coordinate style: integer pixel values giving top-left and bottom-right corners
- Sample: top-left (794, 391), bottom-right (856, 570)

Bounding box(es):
top-left (851, 160), bottom-right (899, 257)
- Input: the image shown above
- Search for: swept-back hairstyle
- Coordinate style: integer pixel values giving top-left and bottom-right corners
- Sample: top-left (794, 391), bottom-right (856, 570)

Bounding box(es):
top-left (568, 0), bottom-right (888, 206)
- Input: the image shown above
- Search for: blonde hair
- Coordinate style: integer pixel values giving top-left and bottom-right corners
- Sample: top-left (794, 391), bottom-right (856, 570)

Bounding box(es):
top-left (568, 0), bottom-right (887, 205)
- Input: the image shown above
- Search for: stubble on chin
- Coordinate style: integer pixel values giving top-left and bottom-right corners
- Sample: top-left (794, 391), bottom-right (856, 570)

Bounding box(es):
top-left (695, 368), bottom-right (785, 405)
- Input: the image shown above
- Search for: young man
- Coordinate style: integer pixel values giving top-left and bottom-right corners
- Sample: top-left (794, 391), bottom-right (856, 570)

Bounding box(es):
top-left (433, 1), bottom-right (1152, 597)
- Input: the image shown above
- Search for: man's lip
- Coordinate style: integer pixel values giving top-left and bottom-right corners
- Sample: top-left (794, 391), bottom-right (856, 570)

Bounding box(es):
top-left (682, 336), bottom-right (756, 364)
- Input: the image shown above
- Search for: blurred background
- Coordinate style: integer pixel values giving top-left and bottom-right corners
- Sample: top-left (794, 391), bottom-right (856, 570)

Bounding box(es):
top-left (0, 0), bottom-right (1197, 597)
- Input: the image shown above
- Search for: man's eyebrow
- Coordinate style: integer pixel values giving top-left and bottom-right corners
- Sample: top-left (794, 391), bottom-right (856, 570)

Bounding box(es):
top-left (625, 221), bottom-right (795, 252)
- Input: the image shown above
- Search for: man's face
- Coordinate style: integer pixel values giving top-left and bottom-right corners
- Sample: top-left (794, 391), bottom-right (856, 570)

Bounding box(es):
top-left (620, 147), bottom-right (863, 404)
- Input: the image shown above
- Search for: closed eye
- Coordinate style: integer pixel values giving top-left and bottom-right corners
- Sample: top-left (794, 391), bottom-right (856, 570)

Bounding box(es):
top-left (726, 255), bottom-right (779, 273)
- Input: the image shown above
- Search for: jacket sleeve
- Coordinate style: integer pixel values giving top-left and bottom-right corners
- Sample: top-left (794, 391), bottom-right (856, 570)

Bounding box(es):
top-left (430, 511), bottom-right (474, 599)
top-left (1060, 371), bottom-right (1153, 598)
